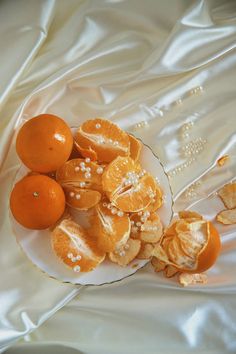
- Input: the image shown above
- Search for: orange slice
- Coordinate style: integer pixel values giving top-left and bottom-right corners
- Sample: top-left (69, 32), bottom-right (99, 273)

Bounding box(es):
top-left (51, 218), bottom-right (105, 272)
top-left (63, 186), bottom-right (101, 210)
top-left (56, 158), bottom-right (103, 191)
top-left (75, 118), bottom-right (130, 163)
top-left (153, 216), bottom-right (221, 273)
top-left (88, 201), bottom-right (130, 253)
top-left (109, 238), bottom-right (141, 266)
top-left (128, 134), bottom-right (142, 162)
top-left (103, 156), bottom-right (156, 212)
top-left (130, 211), bottom-right (163, 243)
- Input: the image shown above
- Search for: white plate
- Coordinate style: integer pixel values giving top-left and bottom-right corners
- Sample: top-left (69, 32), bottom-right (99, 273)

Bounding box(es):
top-left (10, 139), bottom-right (173, 285)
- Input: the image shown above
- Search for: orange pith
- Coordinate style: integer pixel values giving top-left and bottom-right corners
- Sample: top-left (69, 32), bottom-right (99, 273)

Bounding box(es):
top-left (16, 114), bottom-right (73, 173)
top-left (88, 201), bottom-right (130, 253)
top-left (10, 175), bottom-right (65, 229)
top-left (75, 118), bottom-right (130, 163)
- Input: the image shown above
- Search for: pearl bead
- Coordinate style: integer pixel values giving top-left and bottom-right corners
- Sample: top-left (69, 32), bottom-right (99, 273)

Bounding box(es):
top-left (85, 172), bottom-right (91, 179)
top-left (124, 244), bottom-right (129, 250)
top-left (108, 139), bottom-right (113, 144)
top-left (138, 211), bottom-right (142, 216)
top-left (76, 255), bottom-right (81, 260)
top-left (131, 220), bottom-right (134, 225)
top-left (75, 194), bottom-right (81, 200)
top-left (85, 158), bottom-right (91, 163)
top-left (70, 192), bottom-right (75, 197)
top-left (73, 265), bottom-right (81, 272)
top-left (117, 211), bottom-right (124, 217)
top-left (119, 251), bottom-right (126, 257)
top-left (95, 123), bottom-right (101, 129)
top-left (67, 253), bottom-right (73, 259)
top-left (96, 167), bottom-right (103, 174)
top-left (80, 182), bottom-right (85, 188)
top-left (107, 203), bottom-right (112, 209)
top-left (80, 162), bottom-right (85, 167)
top-left (111, 208), bottom-right (117, 215)
top-left (113, 141), bottom-right (119, 146)
top-left (75, 167), bottom-right (80, 172)
top-left (136, 222), bottom-right (141, 227)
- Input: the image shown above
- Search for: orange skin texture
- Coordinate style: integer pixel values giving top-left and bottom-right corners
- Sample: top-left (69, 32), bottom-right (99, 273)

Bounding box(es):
top-left (10, 175), bottom-right (65, 230)
top-left (16, 114), bottom-right (73, 173)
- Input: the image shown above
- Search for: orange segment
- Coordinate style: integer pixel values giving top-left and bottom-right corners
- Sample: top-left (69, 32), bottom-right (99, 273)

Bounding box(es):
top-left (10, 175), bottom-right (65, 230)
top-left (63, 186), bottom-right (101, 210)
top-left (103, 156), bottom-right (156, 212)
top-left (51, 218), bottom-right (105, 272)
top-left (147, 183), bottom-right (163, 212)
top-left (108, 238), bottom-right (141, 266)
top-left (56, 158), bottom-right (103, 191)
top-left (88, 201), bottom-right (130, 253)
top-left (75, 118), bottom-right (130, 163)
top-left (128, 134), bottom-right (142, 162)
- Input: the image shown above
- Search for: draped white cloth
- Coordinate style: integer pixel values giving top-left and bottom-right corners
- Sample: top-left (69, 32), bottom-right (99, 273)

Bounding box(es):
top-left (0, 0), bottom-right (236, 353)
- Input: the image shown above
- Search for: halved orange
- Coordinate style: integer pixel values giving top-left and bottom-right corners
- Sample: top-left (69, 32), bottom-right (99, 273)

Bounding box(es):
top-left (75, 118), bottom-right (130, 163)
top-left (103, 156), bottom-right (156, 212)
top-left (88, 201), bottom-right (130, 253)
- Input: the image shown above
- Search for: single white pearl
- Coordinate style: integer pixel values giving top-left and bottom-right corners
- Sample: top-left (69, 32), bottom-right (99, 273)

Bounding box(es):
top-left (119, 251), bottom-right (126, 257)
top-left (95, 123), bottom-right (101, 129)
top-left (76, 255), bottom-right (82, 260)
top-left (136, 222), bottom-right (141, 227)
top-left (80, 162), bottom-right (85, 167)
top-left (107, 204), bottom-right (112, 209)
top-left (117, 211), bottom-right (124, 217)
top-left (113, 141), bottom-right (119, 146)
top-left (124, 244), bottom-right (130, 250)
top-left (85, 158), bottom-right (90, 163)
top-left (96, 167), bottom-right (103, 174)
top-left (67, 253), bottom-right (73, 259)
top-left (111, 208), bottom-right (117, 215)
top-left (70, 192), bottom-right (75, 197)
top-left (86, 167), bottom-right (91, 172)
top-left (76, 194), bottom-right (81, 200)
top-left (75, 167), bottom-right (80, 172)
top-left (131, 220), bottom-right (135, 225)
top-left (80, 182), bottom-right (85, 188)
top-left (138, 211), bottom-right (143, 216)
top-left (85, 172), bottom-right (91, 179)
top-left (73, 265), bottom-right (81, 272)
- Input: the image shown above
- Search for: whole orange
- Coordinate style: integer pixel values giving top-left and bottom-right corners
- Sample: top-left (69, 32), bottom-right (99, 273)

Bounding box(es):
top-left (16, 114), bottom-right (73, 173)
top-left (10, 175), bottom-right (65, 230)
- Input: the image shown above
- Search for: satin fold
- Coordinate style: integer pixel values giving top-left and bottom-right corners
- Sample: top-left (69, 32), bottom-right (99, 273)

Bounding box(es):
top-left (0, 0), bottom-right (236, 353)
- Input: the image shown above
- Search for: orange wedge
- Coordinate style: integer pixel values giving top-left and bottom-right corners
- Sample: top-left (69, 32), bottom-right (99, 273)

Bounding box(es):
top-left (88, 201), bottom-right (130, 253)
top-left (147, 183), bottom-right (163, 212)
top-left (56, 158), bottom-right (103, 191)
top-left (103, 156), bottom-right (156, 212)
top-left (109, 238), bottom-right (141, 266)
top-left (63, 186), bottom-right (101, 210)
top-left (51, 218), bottom-right (105, 272)
top-left (75, 118), bottom-right (130, 163)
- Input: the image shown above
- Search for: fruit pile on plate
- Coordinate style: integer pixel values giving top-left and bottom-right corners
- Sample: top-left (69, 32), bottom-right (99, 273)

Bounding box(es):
top-left (10, 114), bottom-right (164, 274)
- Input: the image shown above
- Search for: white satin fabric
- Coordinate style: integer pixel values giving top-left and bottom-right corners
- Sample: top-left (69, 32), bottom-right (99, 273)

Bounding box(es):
top-left (1, 0), bottom-right (236, 353)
